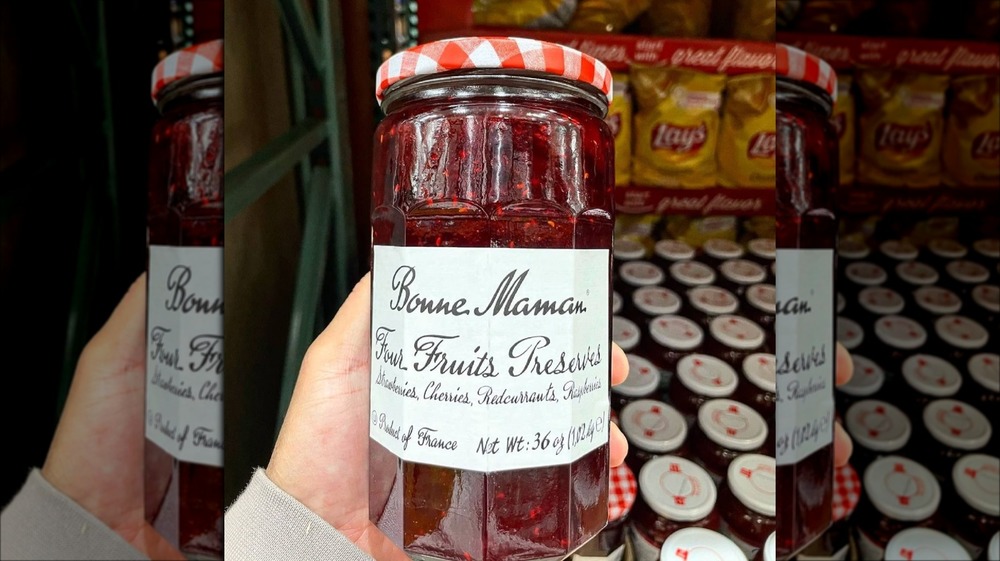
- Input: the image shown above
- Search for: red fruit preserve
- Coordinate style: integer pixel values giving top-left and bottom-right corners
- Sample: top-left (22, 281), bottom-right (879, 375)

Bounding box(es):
top-left (572, 463), bottom-right (638, 560)
top-left (144, 40), bottom-right (224, 559)
top-left (369, 37), bottom-right (615, 561)
top-left (774, 45), bottom-right (838, 560)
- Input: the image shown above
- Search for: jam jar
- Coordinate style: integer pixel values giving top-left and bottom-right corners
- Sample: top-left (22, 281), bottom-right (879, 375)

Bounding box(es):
top-left (926, 239), bottom-right (969, 269)
top-left (989, 531), bottom-right (1000, 561)
top-left (734, 353), bottom-right (776, 418)
top-left (629, 456), bottom-right (720, 561)
top-left (836, 316), bottom-right (865, 353)
top-left (836, 354), bottom-right (885, 412)
top-left (702, 238), bottom-right (746, 269)
top-left (613, 355), bottom-right (662, 414)
top-left (667, 354), bottom-right (738, 424)
top-left (970, 284), bottom-right (999, 327)
top-left (837, 239), bottom-right (872, 271)
top-left (642, 315), bottom-right (704, 376)
top-left (964, 353), bottom-right (1000, 408)
top-left (947, 454), bottom-right (1000, 559)
top-left (895, 261), bottom-right (941, 288)
top-left (658, 528), bottom-right (747, 561)
top-left (884, 528), bottom-right (973, 561)
top-left (717, 259), bottom-right (768, 297)
top-left (718, 454), bottom-right (777, 560)
top-left (368, 37), bottom-right (615, 561)
top-left (973, 239), bottom-right (1000, 264)
top-left (631, 286), bottom-right (683, 329)
top-left (873, 315), bottom-right (928, 364)
top-left (620, 400), bottom-right (688, 475)
top-left (856, 286), bottom-right (906, 326)
top-left (745, 284), bottom-right (776, 348)
top-left (619, 260), bottom-right (667, 302)
top-left (144, 39), bottom-right (224, 560)
top-left (876, 240), bottom-right (920, 270)
top-left (652, 239), bottom-right (696, 272)
top-left (755, 532), bottom-right (776, 561)
top-left (747, 238), bottom-right (776, 267)
top-left (919, 399), bottom-right (992, 478)
top-left (934, 315), bottom-right (989, 365)
top-left (895, 354), bottom-right (963, 417)
top-left (572, 463), bottom-right (638, 561)
top-left (692, 399), bottom-right (769, 482)
top-left (944, 260), bottom-right (992, 297)
top-left (911, 286), bottom-right (963, 325)
top-left (844, 400), bottom-right (912, 474)
top-left (854, 456), bottom-right (943, 561)
top-left (775, 45), bottom-right (838, 560)
top-left (612, 291), bottom-right (623, 316)
top-left (614, 236), bottom-right (648, 277)
top-left (686, 286), bottom-right (739, 330)
top-left (843, 261), bottom-right (889, 301)
top-left (613, 315), bottom-right (642, 354)
top-left (794, 464), bottom-right (861, 561)
top-left (665, 260), bottom-right (717, 294)
top-left (705, 315), bottom-right (767, 371)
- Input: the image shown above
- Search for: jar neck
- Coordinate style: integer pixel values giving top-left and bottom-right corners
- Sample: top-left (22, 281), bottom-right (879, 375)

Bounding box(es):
top-left (156, 73), bottom-right (223, 114)
top-left (380, 69), bottom-right (609, 118)
top-left (777, 77), bottom-right (833, 117)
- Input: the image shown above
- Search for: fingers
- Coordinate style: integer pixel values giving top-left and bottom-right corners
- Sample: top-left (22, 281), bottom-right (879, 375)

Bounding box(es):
top-left (611, 342), bottom-right (629, 387)
top-left (297, 273), bottom-right (372, 390)
top-left (77, 273), bottom-right (147, 373)
top-left (833, 421), bottom-right (853, 467)
top-left (835, 341), bottom-right (853, 387)
top-left (609, 422), bottom-right (628, 468)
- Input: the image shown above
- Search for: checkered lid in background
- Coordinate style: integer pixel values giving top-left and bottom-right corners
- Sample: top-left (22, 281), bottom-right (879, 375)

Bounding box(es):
top-left (151, 39), bottom-right (224, 104)
top-left (776, 43), bottom-right (837, 99)
top-left (608, 462), bottom-right (637, 522)
top-left (375, 37), bottom-right (613, 105)
top-left (832, 463), bottom-right (861, 522)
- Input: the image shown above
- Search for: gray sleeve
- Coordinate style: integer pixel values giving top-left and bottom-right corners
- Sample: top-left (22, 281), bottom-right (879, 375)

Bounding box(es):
top-left (0, 469), bottom-right (147, 560)
top-left (224, 468), bottom-right (375, 561)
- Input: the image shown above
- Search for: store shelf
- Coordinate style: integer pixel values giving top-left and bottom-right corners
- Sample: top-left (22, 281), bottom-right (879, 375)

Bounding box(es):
top-left (777, 32), bottom-right (1000, 74)
top-left (423, 27), bottom-right (776, 74)
top-left (837, 184), bottom-right (1000, 214)
top-left (615, 186), bottom-right (773, 216)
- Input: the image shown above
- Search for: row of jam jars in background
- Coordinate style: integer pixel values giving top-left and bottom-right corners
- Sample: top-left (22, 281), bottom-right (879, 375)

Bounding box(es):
top-left (571, 463), bottom-right (638, 560)
top-left (794, 464), bottom-right (861, 560)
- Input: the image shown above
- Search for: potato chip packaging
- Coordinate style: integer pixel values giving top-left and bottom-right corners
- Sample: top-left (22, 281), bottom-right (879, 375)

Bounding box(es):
top-left (856, 70), bottom-right (949, 187)
top-left (567, 0), bottom-right (650, 32)
top-left (640, 0), bottom-right (712, 38)
top-left (792, 0), bottom-right (876, 33)
top-left (943, 75), bottom-right (1000, 187)
top-left (631, 65), bottom-right (725, 188)
top-left (472, 0), bottom-right (577, 28)
top-left (732, 0), bottom-right (777, 41)
top-left (607, 73), bottom-right (633, 186)
top-left (718, 73), bottom-right (775, 188)
top-left (831, 74), bottom-right (856, 185)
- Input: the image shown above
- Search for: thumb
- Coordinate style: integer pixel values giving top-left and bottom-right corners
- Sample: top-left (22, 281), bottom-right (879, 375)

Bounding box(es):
top-left (76, 273), bottom-right (147, 379)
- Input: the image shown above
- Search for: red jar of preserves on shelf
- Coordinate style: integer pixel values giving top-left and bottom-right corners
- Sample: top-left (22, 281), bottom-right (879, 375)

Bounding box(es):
top-left (934, 315), bottom-right (989, 364)
top-left (883, 528), bottom-right (973, 561)
top-left (745, 284), bottom-right (776, 347)
top-left (686, 286), bottom-right (739, 330)
top-left (620, 400), bottom-right (688, 475)
top-left (964, 353), bottom-right (999, 408)
top-left (706, 315), bottom-right (767, 372)
top-left (717, 259), bottom-right (768, 297)
top-left (642, 315), bottom-right (704, 376)
top-left (895, 261), bottom-right (941, 288)
top-left (919, 399), bottom-right (992, 478)
top-left (754, 532), bottom-right (775, 561)
top-left (774, 45), bottom-right (838, 560)
top-left (747, 238), bottom-right (776, 267)
top-left (619, 260), bottom-right (667, 302)
top-left (665, 261), bottom-right (717, 294)
top-left (369, 37), bottom-right (615, 561)
top-left (572, 463), bottom-right (638, 561)
top-left (795, 464), bottom-right (862, 561)
top-left (702, 239), bottom-right (746, 269)
top-left (659, 528), bottom-right (748, 561)
top-left (614, 236), bottom-right (648, 276)
top-left (945, 261), bottom-right (991, 295)
top-left (947, 454), bottom-right (1000, 560)
top-left (612, 355), bottom-right (662, 414)
top-left (692, 399), bottom-right (769, 482)
top-left (614, 315), bottom-right (642, 354)
top-left (973, 239), bottom-right (1000, 263)
top-left (854, 456), bottom-right (943, 560)
top-left (970, 284), bottom-right (999, 327)
top-left (144, 40), bottom-right (224, 560)
top-left (844, 400), bottom-right (912, 475)
top-left (652, 239), bottom-right (696, 271)
top-left (896, 354), bottom-right (962, 417)
top-left (718, 454), bottom-right (777, 560)
top-left (911, 286), bottom-right (963, 325)
top-left (926, 239), bottom-right (968, 270)
top-left (836, 316), bottom-right (865, 352)
top-left (668, 354), bottom-right (738, 424)
top-left (836, 354), bottom-right (884, 412)
top-left (735, 353), bottom-right (776, 418)
top-left (629, 456), bottom-right (720, 561)
top-left (874, 315), bottom-right (928, 364)
top-left (876, 240), bottom-right (920, 270)
top-left (631, 286), bottom-right (682, 329)
top-left (856, 287), bottom-right (906, 325)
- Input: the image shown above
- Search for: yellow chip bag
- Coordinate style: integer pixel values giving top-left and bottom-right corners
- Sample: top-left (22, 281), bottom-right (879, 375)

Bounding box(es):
top-left (567, 0), bottom-right (651, 32)
top-left (831, 75), bottom-right (856, 185)
top-left (472, 0), bottom-right (577, 28)
top-left (943, 75), bottom-right (1000, 188)
top-left (640, 0), bottom-right (711, 37)
top-left (856, 70), bottom-right (949, 188)
top-left (631, 65), bottom-right (725, 188)
top-left (732, 0), bottom-right (777, 42)
top-left (717, 73), bottom-right (775, 188)
top-left (607, 73), bottom-right (632, 186)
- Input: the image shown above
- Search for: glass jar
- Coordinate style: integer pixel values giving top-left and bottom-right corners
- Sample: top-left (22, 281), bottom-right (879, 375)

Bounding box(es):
top-left (754, 532), bottom-right (776, 561)
top-left (705, 315), bottom-right (767, 371)
top-left (718, 454), bottom-right (777, 560)
top-left (926, 238), bottom-right (968, 265)
top-left (837, 239), bottom-right (871, 272)
top-left (895, 261), bottom-right (941, 288)
top-left (989, 531), bottom-right (1000, 561)
top-left (686, 286), bottom-right (739, 330)
top-left (854, 456), bottom-right (943, 561)
top-left (895, 354), bottom-right (962, 417)
top-left (641, 315), bottom-right (704, 376)
top-left (964, 353), bottom-right (1000, 409)
top-left (692, 399), bottom-right (769, 482)
top-left (918, 399), bottom-right (992, 478)
top-left (734, 353), bottom-right (776, 418)
top-left (658, 528), bottom-right (747, 561)
top-left (836, 316), bottom-right (865, 353)
top-left (884, 528), bottom-right (973, 561)
top-left (794, 464), bottom-right (861, 561)
top-left (856, 286), bottom-right (906, 326)
top-left (618, 260), bottom-right (667, 302)
top-left (970, 285), bottom-right (999, 328)
top-left (614, 236), bottom-right (648, 277)
top-left (628, 456), bottom-right (720, 561)
top-left (843, 261), bottom-right (889, 302)
top-left (835, 354), bottom-right (885, 413)
top-left (774, 44), bottom-right (839, 560)
top-left (876, 240), bottom-right (920, 270)
top-left (944, 260), bottom-right (991, 296)
top-left (702, 239), bottom-right (746, 269)
top-left (667, 354), bottom-right (738, 424)
top-left (844, 400), bottom-right (912, 475)
top-left (572, 463), bottom-right (638, 560)
top-left (665, 260), bottom-right (717, 294)
top-left (717, 259), bottom-right (768, 297)
top-left (747, 238), bottom-right (776, 267)
top-left (612, 291), bottom-right (623, 316)
top-left (934, 315), bottom-right (989, 365)
top-left (947, 454), bottom-right (1000, 560)
top-left (630, 286), bottom-right (682, 330)
top-left (873, 315), bottom-right (928, 365)
top-left (612, 355), bottom-right (662, 414)
top-left (369, 37), bottom-right (615, 561)
top-left (144, 39), bottom-right (224, 560)
top-left (911, 286), bottom-right (963, 325)
top-left (620, 400), bottom-right (688, 475)
top-left (744, 284), bottom-right (776, 349)
top-left (973, 239), bottom-right (1000, 263)
top-left (614, 315), bottom-right (643, 354)
top-left (652, 239), bottom-right (696, 272)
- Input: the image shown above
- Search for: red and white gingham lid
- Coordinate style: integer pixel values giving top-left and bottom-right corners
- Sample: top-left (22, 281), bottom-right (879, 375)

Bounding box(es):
top-left (375, 37), bottom-right (613, 104)
top-left (151, 39), bottom-right (223, 104)
top-left (608, 462), bottom-right (637, 522)
top-left (776, 43), bottom-right (837, 99)
top-left (833, 464), bottom-right (861, 521)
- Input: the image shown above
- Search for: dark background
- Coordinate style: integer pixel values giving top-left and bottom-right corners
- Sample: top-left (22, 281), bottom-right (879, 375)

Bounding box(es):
top-left (0, 0), bottom-right (222, 508)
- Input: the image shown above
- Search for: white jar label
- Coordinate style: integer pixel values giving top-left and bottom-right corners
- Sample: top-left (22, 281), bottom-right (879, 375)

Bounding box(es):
top-left (370, 246), bottom-right (610, 472)
top-left (145, 245), bottom-right (224, 467)
top-left (775, 249), bottom-right (835, 465)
